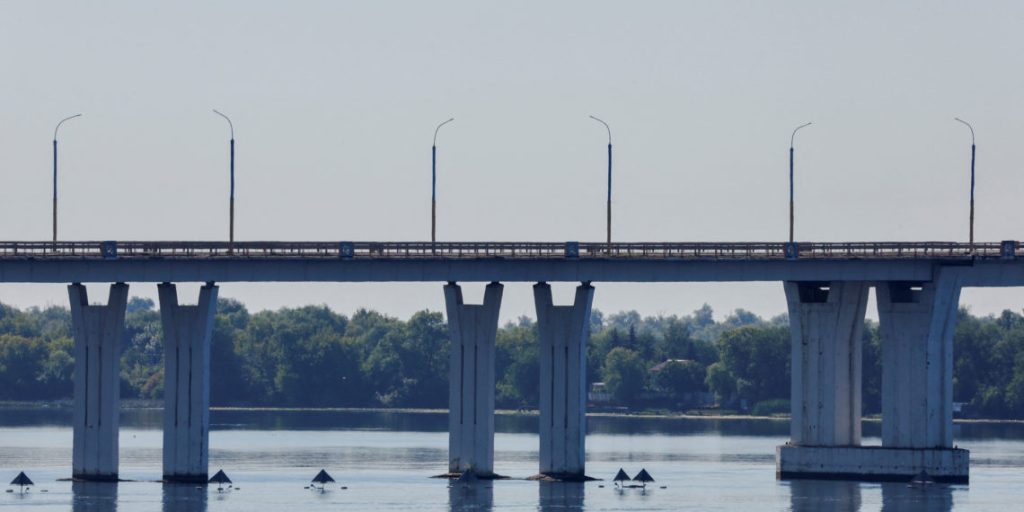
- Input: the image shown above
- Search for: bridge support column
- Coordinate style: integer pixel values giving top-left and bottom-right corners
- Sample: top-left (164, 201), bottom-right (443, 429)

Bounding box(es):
top-left (446, 282), bottom-right (503, 477)
top-left (786, 281), bottom-right (869, 447)
top-left (70, 283), bottom-right (129, 481)
top-left (778, 272), bottom-right (969, 483)
top-left (777, 281), bottom-right (869, 481)
top-left (534, 282), bottom-right (593, 481)
top-left (875, 272), bottom-right (968, 482)
top-left (159, 282), bottom-right (218, 483)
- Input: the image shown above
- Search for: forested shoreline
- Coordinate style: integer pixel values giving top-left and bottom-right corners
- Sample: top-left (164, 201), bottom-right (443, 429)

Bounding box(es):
top-left (1, 298), bottom-right (1023, 420)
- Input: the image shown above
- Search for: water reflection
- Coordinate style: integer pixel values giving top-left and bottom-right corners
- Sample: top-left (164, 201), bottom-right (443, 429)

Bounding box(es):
top-left (162, 482), bottom-right (208, 512)
top-left (880, 482), bottom-right (953, 512)
top-left (788, 480), bottom-right (861, 512)
top-left (538, 481), bottom-right (584, 511)
top-left (71, 481), bottom-right (118, 512)
top-left (448, 480), bottom-right (493, 511)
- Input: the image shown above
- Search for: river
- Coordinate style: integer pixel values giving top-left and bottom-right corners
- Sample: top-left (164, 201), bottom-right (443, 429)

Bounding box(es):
top-left (1, 407), bottom-right (1023, 510)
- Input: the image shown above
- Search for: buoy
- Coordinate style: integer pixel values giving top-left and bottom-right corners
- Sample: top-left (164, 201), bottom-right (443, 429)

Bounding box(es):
top-left (208, 469), bottom-right (232, 492)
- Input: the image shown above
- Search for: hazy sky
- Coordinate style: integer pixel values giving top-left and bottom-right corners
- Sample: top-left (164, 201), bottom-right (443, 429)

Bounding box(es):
top-left (1, 1), bottom-right (1023, 321)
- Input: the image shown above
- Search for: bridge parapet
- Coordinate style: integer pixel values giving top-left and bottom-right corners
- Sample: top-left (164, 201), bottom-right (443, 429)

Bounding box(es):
top-left (0, 241), bottom-right (1011, 261)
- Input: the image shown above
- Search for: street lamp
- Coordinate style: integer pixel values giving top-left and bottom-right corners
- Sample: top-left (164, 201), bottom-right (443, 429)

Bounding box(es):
top-left (53, 114), bottom-right (82, 242)
top-left (789, 122), bottom-right (812, 244)
top-left (213, 109), bottom-right (235, 246)
top-left (954, 117), bottom-right (976, 248)
top-left (589, 115), bottom-right (612, 246)
top-left (432, 117), bottom-right (454, 244)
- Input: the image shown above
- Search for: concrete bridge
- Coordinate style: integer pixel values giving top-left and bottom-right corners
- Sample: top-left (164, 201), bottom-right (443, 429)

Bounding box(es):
top-left (4, 239), bottom-right (1023, 484)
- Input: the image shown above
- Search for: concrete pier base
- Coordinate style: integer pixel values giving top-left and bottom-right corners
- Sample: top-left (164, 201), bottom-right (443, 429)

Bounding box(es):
top-left (159, 282), bottom-right (218, 483)
top-left (445, 282), bottom-right (503, 477)
top-left (777, 445), bottom-right (969, 483)
top-left (533, 282), bottom-right (594, 480)
top-left (70, 283), bottom-right (129, 481)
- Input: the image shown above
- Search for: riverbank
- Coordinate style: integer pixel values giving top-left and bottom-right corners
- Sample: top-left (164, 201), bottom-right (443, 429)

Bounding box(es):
top-left (3, 400), bottom-right (1022, 425)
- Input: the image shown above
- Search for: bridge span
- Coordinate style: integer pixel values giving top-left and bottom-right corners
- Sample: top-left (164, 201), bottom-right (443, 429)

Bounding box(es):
top-left (4, 239), bottom-right (1021, 484)
top-left (1, 240), bottom-right (1023, 286)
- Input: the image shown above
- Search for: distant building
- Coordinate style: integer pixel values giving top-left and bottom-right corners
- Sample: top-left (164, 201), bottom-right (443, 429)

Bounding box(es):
top-left (588, 382), bottom-right (611, 403)
top-left (648, 358), bottom-right (696, 374)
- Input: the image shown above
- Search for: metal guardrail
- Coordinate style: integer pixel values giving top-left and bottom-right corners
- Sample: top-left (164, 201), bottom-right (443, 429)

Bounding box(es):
top-left (0, 241), bottom-right (1014, 260)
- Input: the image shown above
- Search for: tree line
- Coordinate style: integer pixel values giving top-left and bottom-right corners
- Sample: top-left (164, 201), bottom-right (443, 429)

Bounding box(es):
top-left (1, 298), bottom-right (1023, 419)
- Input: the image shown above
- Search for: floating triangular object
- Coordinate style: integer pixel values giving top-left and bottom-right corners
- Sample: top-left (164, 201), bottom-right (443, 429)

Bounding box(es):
top-left (208, 470), bottom-right (232, 485)
top-left (632, 468), bottom-right (654, 483)
top-left (455, 470), bottom-right (479, 485)
top-left (613, 469), bottom-right (630, 482)
top-left (10, 472), bottom-right (33, 487)
top-left (312, 469), bottom-right (335, 484)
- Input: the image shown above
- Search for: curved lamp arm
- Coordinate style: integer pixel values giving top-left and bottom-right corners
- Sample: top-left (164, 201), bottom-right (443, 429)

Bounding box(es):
top-left (434, 118), bottom-right (454, 146)
top-left (954, 117), bottom-right (975, 145)
top-left (54, 114), bottom-right (82, 140)
top-left (790, 122), bottom-right (812, 147)
top-left (213, 109), bottom-right (234, 139)
top-left (589, 115), bottom-right (611, 144)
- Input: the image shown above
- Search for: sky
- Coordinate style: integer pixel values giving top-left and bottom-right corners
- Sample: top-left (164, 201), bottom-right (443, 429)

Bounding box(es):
top-left (1, 1), bottom-right (1023, 322)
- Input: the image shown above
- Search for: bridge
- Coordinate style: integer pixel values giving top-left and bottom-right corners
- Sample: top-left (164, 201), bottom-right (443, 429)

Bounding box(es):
top-left (5, 238), bottom-right (1022, 484)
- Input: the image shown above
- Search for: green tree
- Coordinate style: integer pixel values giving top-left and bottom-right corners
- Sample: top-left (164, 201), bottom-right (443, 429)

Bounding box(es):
top-left (0, 334), bottom-right (48, 399)
top-left (705, 362), bottom-right (736, 404)
top-left (653, 360), bottom-right (705, 405)
top-left (603, 347), bottom-right (646, 405)
top-left (716, 325), bottom-right (789, 404)
top-left (496, 319), bottom-right (539, 407)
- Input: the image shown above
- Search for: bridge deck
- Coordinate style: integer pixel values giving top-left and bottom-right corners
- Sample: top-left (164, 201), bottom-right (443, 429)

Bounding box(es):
top-left (0, 241), bottom-right (1021, 286)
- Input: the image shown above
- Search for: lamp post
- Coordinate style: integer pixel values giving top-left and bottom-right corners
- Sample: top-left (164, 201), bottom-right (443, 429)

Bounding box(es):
top-left (589, 115), bottom-right (612, 247)
top-left (432, 117), bottom-right (454, 244)
top-left (954, 117), bottom-right (976, 248)
top-left (789, 122), bottom-right (812, 244)
top-left (52, 114), bottom-right (82, 242)
top-left (213, 110), bottom-right (235, 246)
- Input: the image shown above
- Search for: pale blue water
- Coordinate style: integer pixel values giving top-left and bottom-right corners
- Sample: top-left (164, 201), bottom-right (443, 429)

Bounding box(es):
top-left (1, 409), bottom-right (1022, 511)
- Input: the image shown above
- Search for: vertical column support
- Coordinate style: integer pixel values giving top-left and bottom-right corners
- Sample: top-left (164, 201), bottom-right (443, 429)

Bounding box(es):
top-left (70, 283), bottom-right (129, 481)
top-left (877, 269), bottom-right (962, 449)
top-left (159, 282), bottom-right (218, 483)
top-left (534, 282), bottom-right (594, 479)
top-left (784, 281), bottom-right (869, 447)
top-left (446, 282), bottom-right (503, 477)
top-left (778, 272), bottom-right (968, 483)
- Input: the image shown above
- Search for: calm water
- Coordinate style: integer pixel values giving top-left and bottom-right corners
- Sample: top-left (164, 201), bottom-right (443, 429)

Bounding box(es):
top-left (1, 408), bottom-right (1023, 511)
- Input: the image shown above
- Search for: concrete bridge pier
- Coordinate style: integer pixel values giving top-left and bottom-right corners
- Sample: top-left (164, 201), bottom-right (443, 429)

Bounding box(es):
top-left (776, 281), bottom-right (869, 480)
top-left (70, 283), bottom-right (129, 481)
top-left (445, 282), bottom-right (503, 477)
top-left (533, 282), bottom-right (594, 480)
top-left (778, 271), bottom-right (970, 483)
top-left (876, 273), bottom-right (968, 483)
top-left (785, 281), bottom-right (869, 445)
top-left (159, 282), bottom-right (218, 483)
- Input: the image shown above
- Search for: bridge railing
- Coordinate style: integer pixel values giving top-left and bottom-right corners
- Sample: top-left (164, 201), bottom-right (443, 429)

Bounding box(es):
top-left (0, 241), bottom-right (1010, 260)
